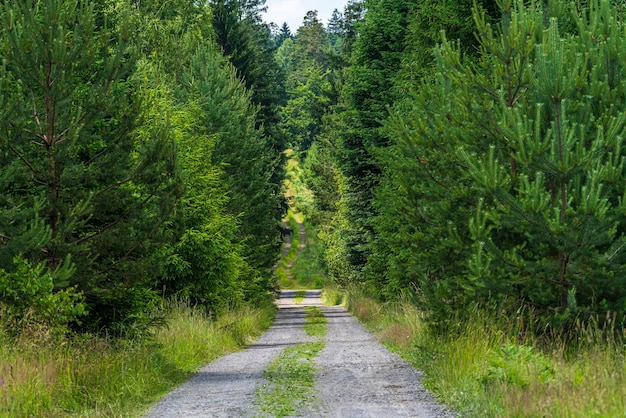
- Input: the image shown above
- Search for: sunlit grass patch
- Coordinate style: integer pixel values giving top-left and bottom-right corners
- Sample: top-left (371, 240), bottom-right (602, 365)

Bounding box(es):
top-left (294, 290), bottom-right (306, 304)
top-left (292, 221), bottom-right (327, 289)
top-left (321, 284), bottom-right (344, 306)
top-left (303, 306), bottom-right (327, 338)
top-left (276, 210), bottom-right (302, 289)
top-left (254, 301), bottom-right (327, 416)
top-left (255, 342), bottom-right (324, 417)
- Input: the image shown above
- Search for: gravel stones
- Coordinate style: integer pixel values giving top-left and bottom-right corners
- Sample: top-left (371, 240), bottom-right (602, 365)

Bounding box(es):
top-left (145, 290), bottom-right (455, 418)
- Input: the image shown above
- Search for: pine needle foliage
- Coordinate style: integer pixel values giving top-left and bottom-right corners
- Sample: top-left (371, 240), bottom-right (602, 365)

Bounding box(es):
top-left (378, 0), bottom-right (626, 332)
top-left (0, 0), bottom-right (181, 331)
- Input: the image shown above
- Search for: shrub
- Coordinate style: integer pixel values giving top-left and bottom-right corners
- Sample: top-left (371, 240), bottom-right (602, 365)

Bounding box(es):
top-left (0, 255), bottom-right (85, 337)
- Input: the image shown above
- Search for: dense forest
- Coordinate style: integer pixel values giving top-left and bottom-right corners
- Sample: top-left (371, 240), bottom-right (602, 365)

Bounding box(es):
top-left (286, 0), bottom-right (626, 335)
top-left (2, 0), bottom-right (626, 340)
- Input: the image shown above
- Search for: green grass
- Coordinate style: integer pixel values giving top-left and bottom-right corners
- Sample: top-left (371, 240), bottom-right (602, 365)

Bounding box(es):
top-left (303, 306), bottom-right (327, 337)
top-left (294, 290), bottom-right (306, 304)
top-left (0, 300), bottom-right (275, 417)
top-left (254, 304), bottom-right (327, 417)
top-left (276, 216), bottom-right (328, 290)
top-left (291, 221), bottom-right (327, 289)
top-left (278, 150), bottom-right (328, 291)
top-left (321, 284), bottom-right (344, 306)
top-left (275, 210), bottom-right (302, 289)
top-left (338, 286), bottom-right (626, 418)
top-left (254, 342), bottom-right (324, 417)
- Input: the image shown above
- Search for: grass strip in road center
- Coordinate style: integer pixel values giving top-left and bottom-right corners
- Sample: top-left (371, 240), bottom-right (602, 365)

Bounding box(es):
top-left (255, 342), bottom-right (323, 417)
top-left (303, 306), bottom-right (327, 337)
top-left (254, 306), bottom-right (327, 417)
top-left (294, 290), bottom-right (306, 304)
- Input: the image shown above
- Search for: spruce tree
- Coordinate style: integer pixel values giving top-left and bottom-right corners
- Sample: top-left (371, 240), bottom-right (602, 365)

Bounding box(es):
top-left (133, 0), bottom-right (277, 310)
top-left (330, 0), bottom-right (418, 284)
top-left (210, 0), bottom-right (286, 152)
top-left (280, 66), bottom-right (332, 151)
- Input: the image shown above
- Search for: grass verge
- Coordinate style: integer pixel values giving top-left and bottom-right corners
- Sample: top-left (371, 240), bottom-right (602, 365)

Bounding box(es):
top-left (0, 300), bottom-right (275, 417)
top-left (337, 286), bottom-right (626, 418)
top-left (254, 305), bottom-right (327, 417)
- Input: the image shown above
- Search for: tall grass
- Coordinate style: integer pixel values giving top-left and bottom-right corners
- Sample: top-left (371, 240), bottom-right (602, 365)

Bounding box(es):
top-left (0, 300), bottom-right (275, 417)
top-left (339, 287), bottom-right (626, 417)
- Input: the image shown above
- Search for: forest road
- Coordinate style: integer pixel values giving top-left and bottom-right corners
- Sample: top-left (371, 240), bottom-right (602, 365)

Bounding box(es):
top-left (145, 290), bottom-right (456, 418)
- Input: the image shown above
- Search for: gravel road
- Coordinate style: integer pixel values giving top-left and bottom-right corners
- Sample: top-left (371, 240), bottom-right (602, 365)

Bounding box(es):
top-left (145, 290), bottom-right (455, 417)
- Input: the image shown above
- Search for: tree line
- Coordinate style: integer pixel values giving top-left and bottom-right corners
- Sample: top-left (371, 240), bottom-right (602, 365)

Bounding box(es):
top-left (3, 0), bottom-right (626, 337)
top-left (0, 0), bottom-right (286, 334)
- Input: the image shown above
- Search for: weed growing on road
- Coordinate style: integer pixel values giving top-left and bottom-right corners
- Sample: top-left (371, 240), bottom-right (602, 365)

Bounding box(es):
top-left (303, 306), bottom-right (327, 337)
top-left (255, 342), bottom-right (324, 417)
top-left (254, 305), bottom-right (328, 416)
top-left (294, 290), bottom-right (306, 304)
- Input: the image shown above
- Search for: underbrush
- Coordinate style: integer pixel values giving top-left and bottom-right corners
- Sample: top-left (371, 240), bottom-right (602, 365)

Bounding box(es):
top-left (0, 299), bottom-right (275, 417)
top-left (338, 287), bottom-right (626, 417)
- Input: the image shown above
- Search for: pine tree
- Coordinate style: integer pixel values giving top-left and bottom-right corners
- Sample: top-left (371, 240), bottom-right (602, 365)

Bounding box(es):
top-left (0, 0), bottom-right (181, 330)
top-left (133, 0), bottom-right (278, 310)
top-left (399, 0), bottom-right (499, 85)
top-left (179, 38), bottom-right (283, 283)
top-left (328, 9), bottom-right (344, 35)
top-left (293, 11), bottom-right (330, 71)
top-left (381, 0), bottom-right (626, 330)
top-left (341, 0), bottom-right (366, 56)
top-left (210, 0), bottom-right (286, 152)
top-left (280, 66), bottom-right (333, 151)
top-left (275, 22), bottom-right (292, 47)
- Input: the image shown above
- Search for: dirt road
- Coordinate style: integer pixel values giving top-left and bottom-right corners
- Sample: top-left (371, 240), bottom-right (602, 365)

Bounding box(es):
top-left (145, 290), bottom-right (454, 417)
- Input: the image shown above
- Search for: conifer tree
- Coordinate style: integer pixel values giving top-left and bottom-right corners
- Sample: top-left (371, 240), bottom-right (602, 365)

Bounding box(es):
top-left (136, 0), bottom-right (280, 306)
top-left (341, 0), bottom-right (366, 56)
top-left (399, 0), bottom-right (499, 85)
top-left (280, 66), bottom-right (332, 151)
top-left (381, 0), bottom-right (626, 330)
top-left (210, 0), bottom-right (286, 152)
top-left (179, 38), bottom-right (283, 283)
top-left (329, 0), bottom-right (418, 284)
top-left (275, 23), bottom-right (292, 47)
top-left (0, 0), bottom-right (181, 330)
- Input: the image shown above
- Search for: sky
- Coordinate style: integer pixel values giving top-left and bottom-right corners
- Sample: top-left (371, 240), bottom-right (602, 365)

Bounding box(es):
top-left (262, 0), bottom-right (349, 33)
